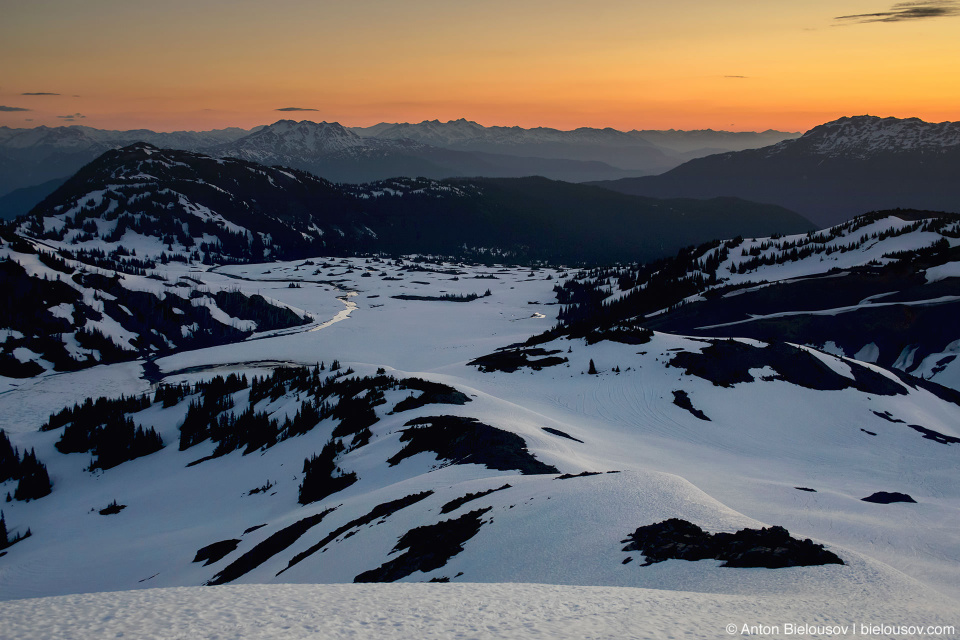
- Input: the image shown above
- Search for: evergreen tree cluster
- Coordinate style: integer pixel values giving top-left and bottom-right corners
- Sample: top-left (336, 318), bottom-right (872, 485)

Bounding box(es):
top-left (58, 246), bottom-right (157, 276)
top-left (178, 374), bottom-right (248, 450)
top-left (55, 412), bottom-right (163, 471)
top-left (298, 439), bottom-right (358, 505)
top-left (42, 394), bottom-right (152, 432)
top-left (390, 290), bottom-right (491, 302)
top-left (44, 394), bottom-right (161, 470)
top-left (32, 363), bottom-right (473, 515)
top-left (1, 430), bottom-right (52, 501)
top-left (179, 368), bottom-right (395, 459)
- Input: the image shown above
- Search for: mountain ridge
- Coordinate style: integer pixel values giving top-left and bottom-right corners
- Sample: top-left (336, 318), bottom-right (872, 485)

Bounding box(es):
top-left (0, 119), bottom-right (799, 216)
top-left (592, 115), bottom-right (960, 227)
top-left (12, 143), bottom-right (814, 265)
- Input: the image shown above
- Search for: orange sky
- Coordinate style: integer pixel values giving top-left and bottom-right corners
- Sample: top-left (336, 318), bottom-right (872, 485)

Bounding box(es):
top-left (2, 0), bottom-right (959, 132)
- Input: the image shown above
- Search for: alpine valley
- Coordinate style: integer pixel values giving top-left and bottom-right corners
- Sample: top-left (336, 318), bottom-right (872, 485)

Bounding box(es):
top-left (0, 126), bottom-right (958, 638)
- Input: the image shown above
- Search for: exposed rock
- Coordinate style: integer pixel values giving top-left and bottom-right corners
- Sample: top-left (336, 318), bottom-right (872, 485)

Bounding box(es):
top-left (440, 484), bottom-right (511, 514)
top-left (622, 518), bottom-right (843, 568)
top-left (193, 539), bottom-right (240, 566)
top-left (389, 416), bottom-right (559, 475)
top-left (671, 390), bottom-right (711, 421)
top-left (468, 347), bottom-right (568, 373)
top-left (541, 427), bottom-right (584, 443)
top-left (556, 471), bottom-right (602, 480)
top-left (354, 507), bottom-right (491, 582)
top-left (862, 492), bottom-right (917, 504)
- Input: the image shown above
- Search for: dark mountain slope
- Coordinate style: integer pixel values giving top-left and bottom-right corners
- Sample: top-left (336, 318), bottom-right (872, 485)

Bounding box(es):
top-left (16, 144), bottom-right (814, 265)
top-left (593, 116), bottom-right (960, 227)
top-left (353, 177), bottom-right (813, 263)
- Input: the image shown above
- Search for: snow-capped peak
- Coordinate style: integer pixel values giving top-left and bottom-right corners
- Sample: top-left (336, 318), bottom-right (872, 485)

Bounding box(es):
top-left (771, 115), bottom-right (960, 158)
top-left (219, 120), bottom-right (366, 159)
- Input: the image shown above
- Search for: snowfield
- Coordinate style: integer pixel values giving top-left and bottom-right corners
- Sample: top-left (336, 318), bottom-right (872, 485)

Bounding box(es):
top-left (1, 255), bottom-right (959, 638)
top-left (2, 583), bottom-right (957, 640)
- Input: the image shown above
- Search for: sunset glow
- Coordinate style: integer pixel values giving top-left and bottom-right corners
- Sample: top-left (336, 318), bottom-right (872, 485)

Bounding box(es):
top-left (2, 0), bottom-right (959, 132)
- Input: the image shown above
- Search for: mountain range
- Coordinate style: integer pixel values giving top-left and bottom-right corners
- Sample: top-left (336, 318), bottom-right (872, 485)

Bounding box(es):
top-left (7, 115), bottom-right (959, 231)
top-left (593, 115), bottom-right (960, 227)
top-left (0, 120), bottom-right (798, 220)
top-left (13, 142), bottom-right (813, 266)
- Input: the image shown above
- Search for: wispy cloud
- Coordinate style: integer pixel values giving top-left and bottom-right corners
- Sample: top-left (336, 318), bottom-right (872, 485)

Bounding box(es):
top-left (0, 105), bottom-right (30, 112)
top-left (724, 75), bottom-right (748, 79)
top-left (276, 106), bottom-right (318, 112)
top-left (21, 92), bottom-right (60, 96)
top-left (835, 1), bottom-right (960, 23)
top-left (57, 113), bottom-right (86, 120)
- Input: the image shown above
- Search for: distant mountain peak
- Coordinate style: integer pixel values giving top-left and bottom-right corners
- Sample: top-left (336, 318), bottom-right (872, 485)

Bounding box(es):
top-left (787, 115), bottom-right (960, 158)
top-left (214, 119), bottom-right (369, 162)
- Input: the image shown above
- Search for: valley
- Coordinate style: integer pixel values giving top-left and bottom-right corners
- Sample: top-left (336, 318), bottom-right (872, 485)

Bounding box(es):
top-left (1, 242), bottom-right (958, 633)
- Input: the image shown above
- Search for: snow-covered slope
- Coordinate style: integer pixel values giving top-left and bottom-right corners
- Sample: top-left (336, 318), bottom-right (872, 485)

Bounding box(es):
top-left (557, 210), bottom-right (960, 391)
top-left (13, 143), bottom-right (377, 262)
top-left (3, 583), bottom-right (956, 640)
top-left (0, 233), bottom-right (312, 381)
top-left (1, 258), bottom-right (958, 620)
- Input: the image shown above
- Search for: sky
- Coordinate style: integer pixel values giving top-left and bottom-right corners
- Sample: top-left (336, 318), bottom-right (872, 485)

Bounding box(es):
top-left (1, 0), bottom-right (959, 133)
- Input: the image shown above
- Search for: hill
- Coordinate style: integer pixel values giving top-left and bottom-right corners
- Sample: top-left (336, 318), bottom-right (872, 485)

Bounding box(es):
top-left (542, 209), bottom-right (960, 391)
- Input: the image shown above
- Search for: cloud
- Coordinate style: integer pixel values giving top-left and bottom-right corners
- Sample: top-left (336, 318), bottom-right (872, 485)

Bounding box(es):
top-left (21, 92), bottom-right (60, 96)
top-left (276, 106), bottom-right (318, 111)
top-left (724, 75), bottom-right (748, 79)
top-left (0, 105), bottom-right (30, 112)
top-left (57, 113), bottom-right (86, 120)
top-left (835, 1), bottom-right (960, 23)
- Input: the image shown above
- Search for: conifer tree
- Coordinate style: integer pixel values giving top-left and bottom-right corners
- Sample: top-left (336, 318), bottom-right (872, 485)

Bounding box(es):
top-left (588, 359), bottom-right (598, 375)
top-left (0, 429), bottom-right (19, 483)
top-left (14, 449), bottom-right (52, 501)
top-left (0, 509), bottom-right (7, 548)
